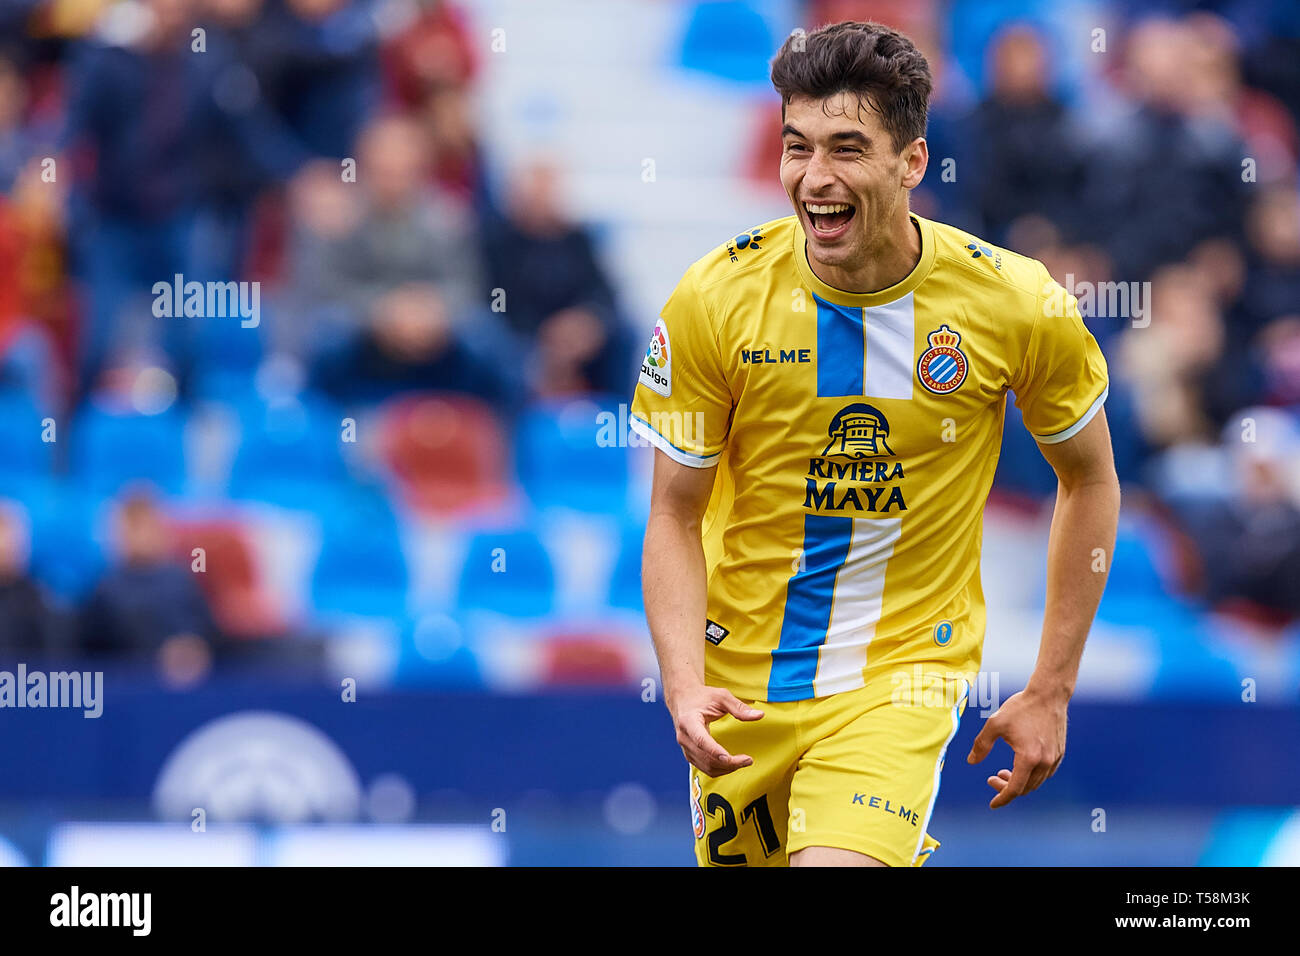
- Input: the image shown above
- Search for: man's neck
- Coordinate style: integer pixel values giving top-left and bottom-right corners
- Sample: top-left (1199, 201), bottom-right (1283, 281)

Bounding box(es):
top-left (810, 213), bottom-right (922, 295)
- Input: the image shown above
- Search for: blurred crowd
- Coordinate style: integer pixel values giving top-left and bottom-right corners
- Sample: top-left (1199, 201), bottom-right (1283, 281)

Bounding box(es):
top-left (0, 0), bottom-right (1296, 680)
top-left (0, 0), bottom-right (639, 678)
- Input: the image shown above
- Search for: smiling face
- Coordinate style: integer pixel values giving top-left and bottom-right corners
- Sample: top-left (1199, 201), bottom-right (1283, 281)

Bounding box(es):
top-left (780, 92), bottom-right (927, 292)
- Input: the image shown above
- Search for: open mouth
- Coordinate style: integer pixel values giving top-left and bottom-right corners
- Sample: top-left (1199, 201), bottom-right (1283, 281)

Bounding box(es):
top-left (804, 202), bottom-right (856, 240)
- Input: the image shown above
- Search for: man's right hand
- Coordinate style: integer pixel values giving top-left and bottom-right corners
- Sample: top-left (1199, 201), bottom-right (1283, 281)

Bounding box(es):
top-left (668, 684), bottom-right (764, 777)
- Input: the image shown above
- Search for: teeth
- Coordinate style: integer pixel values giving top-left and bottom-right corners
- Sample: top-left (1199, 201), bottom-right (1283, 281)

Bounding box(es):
top-left (805, 203), bottom-right (851, 214)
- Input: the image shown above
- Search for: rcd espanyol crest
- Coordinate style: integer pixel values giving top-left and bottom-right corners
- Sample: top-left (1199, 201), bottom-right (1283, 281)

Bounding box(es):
top-left (917, 324), bottom-right (968, 394)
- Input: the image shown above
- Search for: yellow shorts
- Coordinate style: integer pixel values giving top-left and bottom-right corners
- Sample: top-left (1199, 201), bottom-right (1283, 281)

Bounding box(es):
top-left (690, 669), bottom-right (970, 867)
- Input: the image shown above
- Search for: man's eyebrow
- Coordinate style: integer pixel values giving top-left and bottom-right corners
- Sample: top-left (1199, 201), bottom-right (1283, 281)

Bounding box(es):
top-left (780, 125), bottom-right (871, 145)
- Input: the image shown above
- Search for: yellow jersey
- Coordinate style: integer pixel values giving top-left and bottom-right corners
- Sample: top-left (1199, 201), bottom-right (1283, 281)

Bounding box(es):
top-left (630, 212), bottom-right (1108, 702)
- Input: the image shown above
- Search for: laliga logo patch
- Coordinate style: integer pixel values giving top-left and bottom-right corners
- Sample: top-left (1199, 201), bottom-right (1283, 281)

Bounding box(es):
top-left (691, 773), bottom-right (705, 839)
top-left (917, 324), bottom-right (968, 395)
top-left (640, 319), bottom-right (671, 397)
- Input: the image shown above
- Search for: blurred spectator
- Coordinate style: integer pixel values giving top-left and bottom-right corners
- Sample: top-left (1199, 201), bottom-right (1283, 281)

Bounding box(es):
top-left (79, 489), bottom-right (219, 683)
top-left (483, 158), bottom-right (633, 398)
top-left (1239, 187), bottom-right (1300, 337)
top-left (383, 0), bottom-right (478, 106)
top-left (61, 0), bottom-right (210, 394)
top-left (1077, 18), bottom-right (1249, 280)
top-left (0, 500), bottom-right (65, 661)
top-left (243, 0), bottom-right (380, 159)
top-left (1183, 13), bottom-right (1298, 186)
top-left (0, 55), bottom-right (35, 193)
top-left (1120, 264), bottom-right (1227, 448)
top-left (970, 25), bottom-right (1083, 244)
top-left (415, 80), bottom-right (485, 205)
top-left (315, 113), bottom-right (482, 330)
top-left (1176, 409), bottom-right (1300, 622)
top-left (310, 280), bottom-right (503, 406)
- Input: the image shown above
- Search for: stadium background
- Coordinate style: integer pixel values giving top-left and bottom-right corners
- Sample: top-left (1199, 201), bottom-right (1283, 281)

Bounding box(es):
top-left (0, 0), bottom-right (1297, 866)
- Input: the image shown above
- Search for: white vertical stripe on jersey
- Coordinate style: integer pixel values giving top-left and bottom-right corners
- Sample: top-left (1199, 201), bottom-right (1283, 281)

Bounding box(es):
top-left (812, 516), bottom-right (904, 698)
top-left (860, 292), bottom-right (916, 401)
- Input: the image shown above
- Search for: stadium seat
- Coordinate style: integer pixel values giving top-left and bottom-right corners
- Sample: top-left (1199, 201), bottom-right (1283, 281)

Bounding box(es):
top-left (22, 482), bottom-right (105, 602)
top-left (375, 392), bottom-right (511, 517)
top-left (228, 394), bottom-right (349, 509)
top-left (70, 404), bottom-right (188, 497)
top-left (394, 611), bottom-right (484, 688)
top-left (539, 631), bottom-right (635, 686)
top-left (516, 396), bottom-right (629, 514)
top-left (677, 1), bottom-right (776, 85)
top-left (0, 391), bottom-right (54, 497)
top-left (169, 517), bottom-right (284, 639)
top-left (310, 487), bottom-right (409, 620)
top-left (456, 528), bottom-right (555, 618)
top-left (607, 523), bottom-right (645, 612)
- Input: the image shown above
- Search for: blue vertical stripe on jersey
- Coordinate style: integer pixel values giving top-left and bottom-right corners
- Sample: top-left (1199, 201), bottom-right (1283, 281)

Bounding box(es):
top-left (768, 513), bottom-right (855, 701)
top-left (814, 294), bottom-right (865, 397)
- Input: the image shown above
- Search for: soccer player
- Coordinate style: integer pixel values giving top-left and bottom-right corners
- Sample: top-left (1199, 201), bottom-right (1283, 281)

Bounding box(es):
top-left (631, 20), bottom-right (1121, 867)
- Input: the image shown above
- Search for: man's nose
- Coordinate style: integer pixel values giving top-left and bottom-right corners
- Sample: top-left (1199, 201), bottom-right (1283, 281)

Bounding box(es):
top-left (803, 150), bottom-right (837, 192)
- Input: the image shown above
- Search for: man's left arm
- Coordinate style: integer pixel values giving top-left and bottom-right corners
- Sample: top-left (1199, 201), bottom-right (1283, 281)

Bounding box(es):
top-left (966, 407), bottom-right (1121, 808)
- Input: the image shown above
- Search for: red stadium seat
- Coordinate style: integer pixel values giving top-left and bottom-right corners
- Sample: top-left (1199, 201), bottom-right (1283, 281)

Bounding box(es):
top-left (539, 632), bottom-right (634, 687)
top-left (376, 392), bottom-right (511, 517)
top-left (169, 518), bottom-right (285, 639)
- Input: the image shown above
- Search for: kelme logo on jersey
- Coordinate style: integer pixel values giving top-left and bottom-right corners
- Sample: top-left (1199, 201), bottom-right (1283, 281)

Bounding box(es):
top-left (965, 241), bottom-right (1002, 270)
top-left (639, 319), bottom-right (671, 397)
top-left (726, 227), bottom-right (764, 263)
top-left (917, 325), bottom-right (968, 395)
top-left (805, 403), bottom-right (907, 514)
top-left (691, 774), bottom-right (705, 839)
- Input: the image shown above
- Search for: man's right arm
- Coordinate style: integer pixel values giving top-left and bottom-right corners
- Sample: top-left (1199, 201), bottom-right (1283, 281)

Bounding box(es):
top-left (643, 448), bottom-right (763, 777)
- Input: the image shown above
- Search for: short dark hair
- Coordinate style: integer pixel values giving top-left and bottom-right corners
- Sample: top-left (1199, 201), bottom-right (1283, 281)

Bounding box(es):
top-left (770, 21), bottom-right (932, 153)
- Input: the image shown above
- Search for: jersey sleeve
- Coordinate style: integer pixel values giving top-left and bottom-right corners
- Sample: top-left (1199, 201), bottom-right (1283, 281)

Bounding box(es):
top-left (1011, 266), bottom-right (1110, 444)
top-left (629, 265), bottom-right (733, 467)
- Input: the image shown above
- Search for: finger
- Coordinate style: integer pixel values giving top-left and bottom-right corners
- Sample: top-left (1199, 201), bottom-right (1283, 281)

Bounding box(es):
top-left (966, 722), bottom-right (1000, 763)
top-left (717, 691), bottom-right (765, 722)
top-left (985, 769), bottom-right (1012, 791)
top-left (687, 728), bottom-right (752, 776)
top-left (691, 749), bottom-right (753, 778)
top-left (1025, 761), bottom-right (1054, 795)
top-left (989, 760), bottom-right (1033, 809)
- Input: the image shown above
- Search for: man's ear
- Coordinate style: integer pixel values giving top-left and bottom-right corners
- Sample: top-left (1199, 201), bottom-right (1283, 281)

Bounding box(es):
top-left (901, 137), bottom-right (928, 189)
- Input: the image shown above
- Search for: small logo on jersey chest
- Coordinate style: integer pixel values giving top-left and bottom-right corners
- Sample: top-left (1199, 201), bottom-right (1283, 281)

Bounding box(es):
top-left (705, 619), bottom-right (729, 645)
top-left (917, 325), bottom-right (968, 394)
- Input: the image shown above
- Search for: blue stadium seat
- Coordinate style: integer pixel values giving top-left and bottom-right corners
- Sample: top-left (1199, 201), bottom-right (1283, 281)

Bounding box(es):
top-left (608, 523), bottom-right (644, 612)
top-left (456, 528), bottom-right (555, 618)
top-left (70, 405), bottom-right (187, 497)
top-left (677, 1), bottom-right (776, 85)
top-left (394, 611), bottom-right (484, 688)
top-left (310, 487), bottom-right (408, 620)
top-left (516, 397), bottom-right (629, 514)
top-left (21, 482), bottom-right (106, 602)
top-left (228, 394), bottom-right (349, 508)
top-left (0, 391), bottom-right (54, 497)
